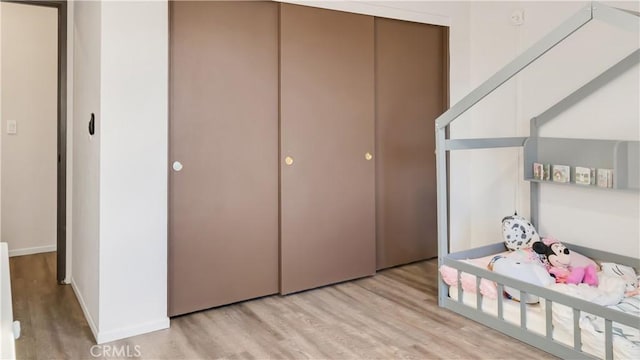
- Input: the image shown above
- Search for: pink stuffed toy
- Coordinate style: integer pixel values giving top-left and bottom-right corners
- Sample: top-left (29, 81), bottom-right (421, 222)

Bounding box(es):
top-left (532, 240), bottom-right (598, 286)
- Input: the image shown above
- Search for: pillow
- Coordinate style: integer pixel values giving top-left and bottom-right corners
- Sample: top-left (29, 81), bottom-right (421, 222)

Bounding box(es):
top-left (570, 250), bottom-right (598, 269)
top-left (502, 215), bottom-right (540, 251)
top-left (439, 262), bottom-right (498, 299)
top-left (505, 248), bottom-right (544, 265)
top-left (491, 255), bottom-right (554, 303)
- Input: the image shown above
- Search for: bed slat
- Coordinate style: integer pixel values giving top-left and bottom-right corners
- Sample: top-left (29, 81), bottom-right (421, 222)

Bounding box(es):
top-left (605, 320), bottom-right (613, 360)
top-left (476, 277), bottom-right (482, 310)
top-left (520, 292), bottom-right (527, 329)
top-left (497, 284), bottom-right (504, 321)
top-left (545, 299), bottom-right (553, 339)
top-left (573, 308), bottom-right (581, 351)
top-left (457, 270), bottom-right (462, 303)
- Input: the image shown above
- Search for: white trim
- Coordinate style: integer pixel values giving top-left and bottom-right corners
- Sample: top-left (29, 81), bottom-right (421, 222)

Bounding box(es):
top-left (276, 1), bottom-right (451, 26)
top-left (96, 318), bottom-right (170, 345)
top-left (1, 243), bottom-right (17, 360)
top-left (0, 2), bottom-right (4, 243)
top-left (72, 278), bottom-right (170, 345)
top-left (64, 0), bottom-right (74, 285)
top-left (71, 277), bottom-right (99, 342)
top-left (8, 245), bottom-right (56, 257)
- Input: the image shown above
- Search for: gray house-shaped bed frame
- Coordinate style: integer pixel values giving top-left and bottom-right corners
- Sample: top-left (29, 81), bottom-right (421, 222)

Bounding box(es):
top-left (435, 2), bottom-right (639, 359)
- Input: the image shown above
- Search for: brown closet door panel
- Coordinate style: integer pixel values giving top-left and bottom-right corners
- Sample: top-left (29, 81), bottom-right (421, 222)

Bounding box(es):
top-left (375, 18), bottom-right (447, 270)
top-left (280, 4), bottom-right (376, 294)
top-left (169, 1), bottom-right (279, 316)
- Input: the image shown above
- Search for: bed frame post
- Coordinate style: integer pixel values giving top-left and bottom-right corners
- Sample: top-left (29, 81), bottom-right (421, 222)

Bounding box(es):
top-left (436, 125), bottom-right (449, 306)
top-left (529, 117), bottom-right (539, 228)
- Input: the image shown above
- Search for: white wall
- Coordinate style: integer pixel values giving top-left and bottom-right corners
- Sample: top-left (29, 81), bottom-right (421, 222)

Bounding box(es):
top-left (0, 2), bottom-right (58, 256)
top-left (71, 0), bottom-right (169, 344)
top-left (71, 0), bottom-right (102, 338)
top-left (466, 1), bottom-right (521, 253)
top-left (529, 1), bottom-right (639, 257)
top-left (97, 0), bottom-right (169, 343)
top-left (463, 1), bottom-right (639, 257)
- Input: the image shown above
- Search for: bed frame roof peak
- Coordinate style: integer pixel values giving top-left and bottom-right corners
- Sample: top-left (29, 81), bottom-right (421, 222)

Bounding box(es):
top-left (435, 1), bottom-right (639, 130)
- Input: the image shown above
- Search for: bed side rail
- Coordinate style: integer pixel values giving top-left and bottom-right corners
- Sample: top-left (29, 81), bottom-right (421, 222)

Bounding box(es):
top-left (442, 243), bottom-right (639, 360)
top-left (442, 256), bottom-right (638, 328)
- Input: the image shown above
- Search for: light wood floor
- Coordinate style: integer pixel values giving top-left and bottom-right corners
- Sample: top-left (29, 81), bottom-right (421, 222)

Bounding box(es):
top-left (10, 252), bottom-right (556, 359)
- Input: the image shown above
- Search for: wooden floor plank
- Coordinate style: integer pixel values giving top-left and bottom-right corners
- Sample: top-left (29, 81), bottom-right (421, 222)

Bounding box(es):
top-left (10, 252), bottom-right (556, 359)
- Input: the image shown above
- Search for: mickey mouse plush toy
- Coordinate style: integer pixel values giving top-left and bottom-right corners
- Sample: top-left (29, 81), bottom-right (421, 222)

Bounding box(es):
top-left (532, 240), bottom-right (598, 286)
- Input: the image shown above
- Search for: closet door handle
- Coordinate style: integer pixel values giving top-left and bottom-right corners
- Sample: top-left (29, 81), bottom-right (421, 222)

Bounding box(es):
top-left (365, 152), bottom-right (373, 161)
top-left (284, 156), bottom-right (294, 166)
top-left (172, 161), bottom-right (183, 172)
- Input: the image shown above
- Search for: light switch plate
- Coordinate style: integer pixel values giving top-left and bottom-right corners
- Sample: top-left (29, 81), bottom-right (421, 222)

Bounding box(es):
top-left (7, 120), bottom-right (17, 135)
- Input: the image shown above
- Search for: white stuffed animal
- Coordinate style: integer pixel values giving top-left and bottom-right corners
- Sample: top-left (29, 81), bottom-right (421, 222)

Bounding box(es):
top-left (502, 214), bottom-right (540, 251)
top-left (601, 262), bottom-right (640, 296)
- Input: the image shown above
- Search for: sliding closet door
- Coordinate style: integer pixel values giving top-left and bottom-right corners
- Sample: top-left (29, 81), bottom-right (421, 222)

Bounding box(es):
top-left (169, 1), bottom-right (279, 316)
top-left (375, 18), bottom-right (448, 269)
top-left (280, 4), bottom-right (376, 294)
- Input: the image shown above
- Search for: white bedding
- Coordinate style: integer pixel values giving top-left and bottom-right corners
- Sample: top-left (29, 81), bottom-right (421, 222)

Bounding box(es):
top-left (449, 287), bottom-right (561, 339)
top-left (447, 265), bottom-right (639, 359)
top-left (552, 292), bottom-right (640, 360)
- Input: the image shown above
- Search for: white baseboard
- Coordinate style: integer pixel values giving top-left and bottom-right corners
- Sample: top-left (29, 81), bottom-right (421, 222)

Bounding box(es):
top-left (8, 245), bottom-right (56, 257)
top-left (70, 278), bottom-right (170, 345)
top-left (70, 278), bottom-right (99, 342)
top-left (96, 317), bottom-right (170, 344)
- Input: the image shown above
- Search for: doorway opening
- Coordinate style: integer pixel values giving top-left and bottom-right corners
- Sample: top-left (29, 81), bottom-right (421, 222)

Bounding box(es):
top-left (0, 0), bottom-right (67, 283)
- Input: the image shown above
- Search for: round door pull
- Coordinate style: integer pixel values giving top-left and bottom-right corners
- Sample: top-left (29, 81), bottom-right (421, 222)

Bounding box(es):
top-left (172, 161), bottom-right (183, 172)
top-left (284, 156), bottom-right (294, 166)
top-left (365, 152), bottom-right (373, 161)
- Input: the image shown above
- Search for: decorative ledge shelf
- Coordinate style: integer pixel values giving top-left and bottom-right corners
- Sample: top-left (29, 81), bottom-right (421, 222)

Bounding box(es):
top-left (524, 178), bottom-right (639, 192)
top-left (523, 137), bottom-right (639, 192)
